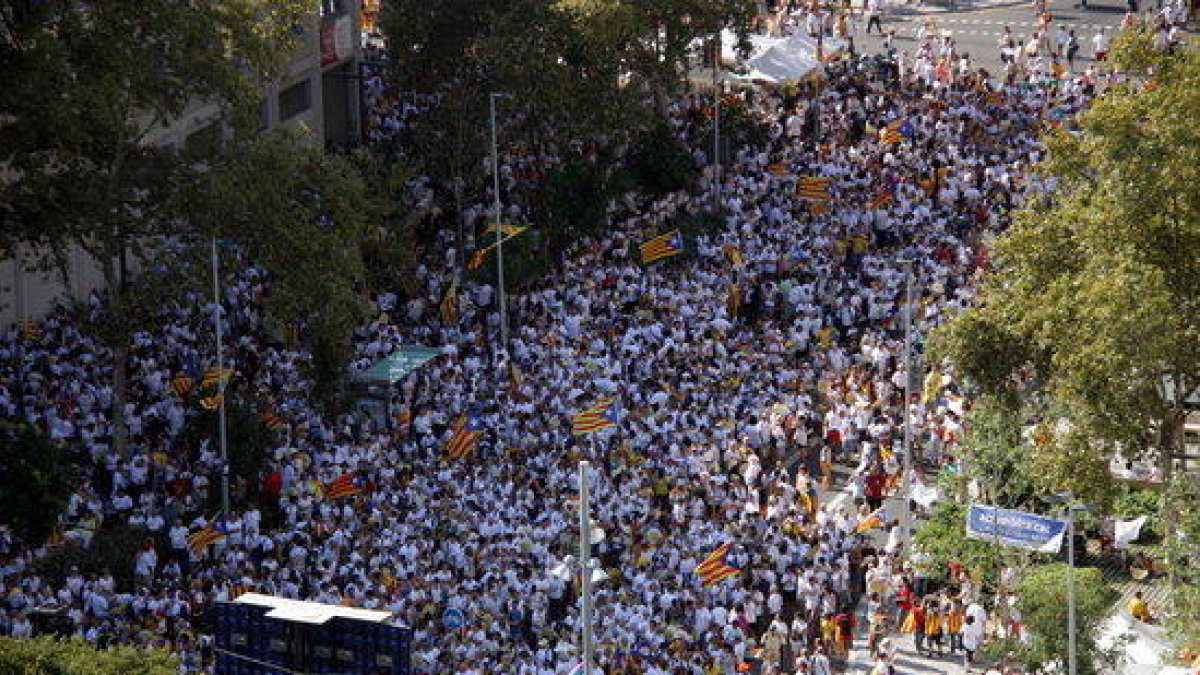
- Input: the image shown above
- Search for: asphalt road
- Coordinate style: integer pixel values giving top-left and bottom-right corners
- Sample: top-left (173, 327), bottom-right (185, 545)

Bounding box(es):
top-left (851, 0), bottom-right (1131, 73)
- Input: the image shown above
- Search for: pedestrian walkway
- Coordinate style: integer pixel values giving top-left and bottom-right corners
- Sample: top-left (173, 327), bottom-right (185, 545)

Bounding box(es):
top-left (879, 13), bottom-right (1108, 32)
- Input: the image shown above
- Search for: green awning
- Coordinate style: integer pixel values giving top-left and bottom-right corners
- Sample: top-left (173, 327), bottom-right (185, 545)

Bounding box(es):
top-left (354, 346), bottom-right (441, 384)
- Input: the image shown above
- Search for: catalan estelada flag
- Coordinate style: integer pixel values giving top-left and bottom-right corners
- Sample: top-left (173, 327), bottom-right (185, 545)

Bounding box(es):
top-left (639, 230), bottom-right (684, 264)
top-left (867, 188), bottom-right (894, 210)
top-left (445, 409), bottom-right (485, 461)
top-left (468, 248), bottom-right (487, 270)
top-left (722, 243), bottom-right (744, 266)
top-left (571, 399), bottom-right (620, 435)
top-left (323, 472), bottom-right (361, 499)
top-left (765, 162), bottom-right (793, 177)
top-left (201, 367), bottom-right (233, 390)
top-left (469, 225), bottom-right (529, 270)
top-left (854, 507), bottom-right (889, 535)
top-left (186, 522), bottom-right (227, 556)
top-left (440, 279), bottom-right (458, 325)
top-left (483, 222), bottom-right (527, 237)
top-left (171, 374), bottom-right (194, 397)
top-left (797, 176), bottom-right (832, 201)
top-left (879, 119), bottom-right (913, 145)
top-left (695, 542), bottom-right (741, 587)
top-left (258, 411), bottom-right (285, 430)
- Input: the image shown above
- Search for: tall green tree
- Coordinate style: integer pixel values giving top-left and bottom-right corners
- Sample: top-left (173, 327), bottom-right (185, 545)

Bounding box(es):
top-left (932, 35), bottom-right (1200, 478)
top-left (0, 0), bottom-right (309, 455)
top-left (0, 425), bottom-right (73, 545)
top-left (1, 2), bottom-right (395, 446)
top-left (1160, 473), bottom-right (1200, 656)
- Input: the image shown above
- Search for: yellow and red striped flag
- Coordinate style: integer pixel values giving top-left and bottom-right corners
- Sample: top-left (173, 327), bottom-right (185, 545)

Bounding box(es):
top-left (867, 188), bottom-right (894, 210)
top-left (639, 230), bottom-right (684, 264)
top-left (695, 542), bottom-right (741, 587)
top-left (440, 279), bottom-right (459, 325)
top-left (571, 399), bottom-right (620, 435)
top-left (879, 119), bottom-right (912, 145)
top-left (186, 523), bottom-right (227, 556)
top-left (171, 374), bottom-right (194, 397)
top-left (323, 472), bottom-right (361, 499)
top-left (445, 410), bottom-right (485, 461)
top-left (201, 367), bottom-right (233, 390)
top-left (765, 162), bottom-right (793, 178)
top-left (722, 243), bottom-right (744, 267)
top-left (797, 176), bottom-right (832, 201)
top-left (258, 411), bottom-right (285, 430)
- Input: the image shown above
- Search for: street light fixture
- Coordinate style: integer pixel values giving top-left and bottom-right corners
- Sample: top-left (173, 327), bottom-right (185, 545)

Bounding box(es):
top-left (1043, 492), bottom-right (1092, 675)
top-left (488, 91), bottom-right (514, 347)
top-left (545, 462), bottom-right (605, 675)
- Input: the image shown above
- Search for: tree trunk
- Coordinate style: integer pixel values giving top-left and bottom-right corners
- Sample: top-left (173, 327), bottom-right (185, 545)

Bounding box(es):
top-left (1157, 407), bottom-right (1185, 481)
top-left (100, 249), bottom-right (131, 459)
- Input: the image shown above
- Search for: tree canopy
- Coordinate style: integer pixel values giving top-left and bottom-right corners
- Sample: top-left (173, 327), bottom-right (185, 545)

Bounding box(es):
top-left (0, 425), bottom-right (73, 545)
top-left (0, 636), bottom-right (175, 675)
top-left (931, 36), bottom-right (1200, 476)
top-left (1, 0), bottom-right (400, 449)
top-left (1012, 563), bottom-right (1117, 675)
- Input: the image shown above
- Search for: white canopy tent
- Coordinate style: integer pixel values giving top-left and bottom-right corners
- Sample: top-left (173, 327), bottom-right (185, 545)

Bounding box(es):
top-left (715, 29), bottom-right (847, 84)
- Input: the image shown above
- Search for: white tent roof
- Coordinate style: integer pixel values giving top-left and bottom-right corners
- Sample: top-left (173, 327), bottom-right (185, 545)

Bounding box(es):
top-left (234, 592), bottom-right (394, 626)
top-left (718, 30), bottom-right (846, 83)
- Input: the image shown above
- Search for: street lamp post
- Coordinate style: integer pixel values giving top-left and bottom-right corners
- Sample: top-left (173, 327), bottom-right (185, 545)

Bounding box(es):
top-left (489, 92), bottom-right (512, 346)
top-left (1046, 492), bottom-right (1091, 675)
top-left (551, 462), bottom-right (606, 675)
top-left (211, 238), bottom-right (230, 516)
top-left (579, 461), bottom-right (595, 675)
top-left (900, 259), bottom-right (915, 548)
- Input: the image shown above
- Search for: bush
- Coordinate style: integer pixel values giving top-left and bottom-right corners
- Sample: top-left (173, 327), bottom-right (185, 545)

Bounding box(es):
top-left (1011, 563), bottom-right (1117, 675)
top-left (0, 425), bottom-right (74, 545)
top-left (0, 636), bottom-right (176, 674)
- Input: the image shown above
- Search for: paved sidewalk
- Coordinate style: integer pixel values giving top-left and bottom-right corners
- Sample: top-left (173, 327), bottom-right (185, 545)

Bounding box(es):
top-left (846, 620), bottom-right (979, 675)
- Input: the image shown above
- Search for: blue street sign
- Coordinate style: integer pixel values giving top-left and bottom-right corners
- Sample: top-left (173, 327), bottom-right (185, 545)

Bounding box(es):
top-left (966, 504), bottom-right (1068, 553)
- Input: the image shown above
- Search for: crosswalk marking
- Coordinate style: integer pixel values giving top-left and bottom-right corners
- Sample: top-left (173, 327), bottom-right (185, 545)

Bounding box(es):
top-left (931, 16), bottom-right (1106, 28)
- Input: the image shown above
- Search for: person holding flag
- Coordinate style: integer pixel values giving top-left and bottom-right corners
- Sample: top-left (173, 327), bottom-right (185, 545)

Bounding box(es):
top-left (571, 399), bottom-right (620, 435)
top-left (445, 408), bottom-right (486, 460)
top-left (695, 542), bottom-right (741, 587)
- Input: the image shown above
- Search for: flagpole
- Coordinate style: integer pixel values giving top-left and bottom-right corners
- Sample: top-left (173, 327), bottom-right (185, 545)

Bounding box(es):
top-left (579, 460), bottom-right (595, 675)
top-left (212, 238), bottom-right (230, 516)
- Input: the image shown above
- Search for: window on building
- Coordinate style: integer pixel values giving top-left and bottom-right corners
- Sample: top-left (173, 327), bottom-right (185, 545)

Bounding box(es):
top-left (278, 80), bottom-right (311, 121)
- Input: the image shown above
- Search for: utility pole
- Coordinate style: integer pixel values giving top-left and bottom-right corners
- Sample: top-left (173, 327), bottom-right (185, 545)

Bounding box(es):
top-left (579, 461), bottom-right (595, 675)
top-left (1046, 492), bottom-right (1088, 675)
top-left (489, 92), bottom-right (511, 347)
top-left (211, 238), bottom-right (230, 516)
top-left (1066, 504), bottom-right (1079, 675)
top-left (900, 259), bottom-right (914, 548)
top-left (712, 44), bottom-right (721, 216)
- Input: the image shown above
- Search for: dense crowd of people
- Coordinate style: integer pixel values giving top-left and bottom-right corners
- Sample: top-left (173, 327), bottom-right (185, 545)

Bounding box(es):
top-left (0, 5), bottom-right (1166, 673)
